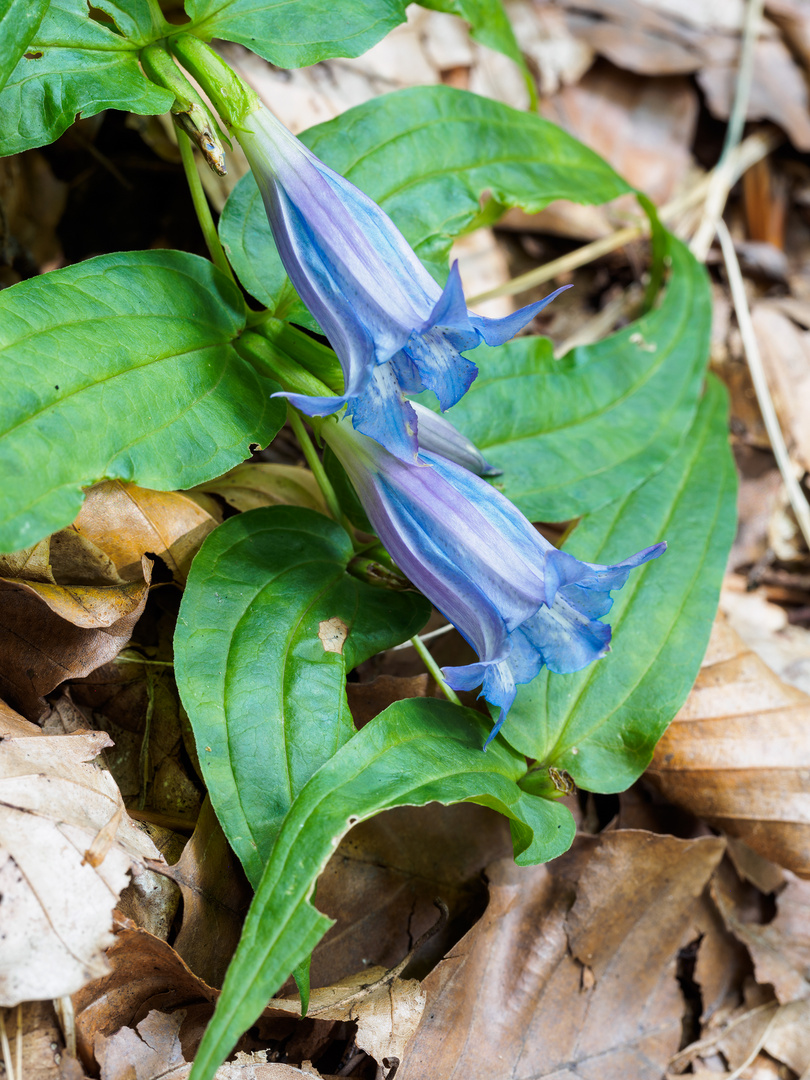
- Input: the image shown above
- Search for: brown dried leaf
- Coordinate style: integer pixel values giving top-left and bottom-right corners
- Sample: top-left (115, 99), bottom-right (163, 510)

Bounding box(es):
top-left (309, 803), bottom-right (510, 989)
top-left (397, 830), bottom-right (725, 1080)
top-left (152, 796), bottom-right (252, 987)
top-left (647, 617), bottom-right (810, 876)
top-left (75, 481), bottom-right (217, 582)
top-left (273, 968), bottom-right (425, 1066)
top-left (95, 1009), bottom-right (317, 1080)
top-left (73, 926), bottom-right (217, 1068)
top-left (193, 464), bottom-right (326, 515)
top-left (0, 725), bottom-right (162, 1005)
top-left (542, 64), bottom-right (699, 206)
top-left (713, 872), bottom-right (810, 1003)
top-left (0, 555), bottom-right (151, 719)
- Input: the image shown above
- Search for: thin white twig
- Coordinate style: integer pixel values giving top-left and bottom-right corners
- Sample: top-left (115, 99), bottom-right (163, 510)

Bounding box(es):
top-left (716, 218), bottom-right (810, 549)
top-left (390, 623), bottom-right (453, 651)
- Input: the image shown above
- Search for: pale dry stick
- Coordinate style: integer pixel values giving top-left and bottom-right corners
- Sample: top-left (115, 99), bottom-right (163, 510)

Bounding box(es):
top-left (468, 131), bottom-right (780, 305)
top-left (0, 1011), bottom-right (15, 1080)
top-left (390, 622), bottom-right (453, 651)
top-left (53, 996), bottom-right (76, 1059)
top-left (691, 0), bottom-right (765, 260)
top-left (14, 1006), bottom-right (20, 1080)
top-left (716, 219), bottom-right (810, 550)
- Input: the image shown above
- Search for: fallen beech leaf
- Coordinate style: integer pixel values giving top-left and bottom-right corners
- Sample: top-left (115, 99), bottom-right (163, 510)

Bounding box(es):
top-left (274, 967), bottom-right (425, 1066)
top-left (193, 463), bottom-right (326, 514)
top-left (0, 727), bottom-right (162, 1005)
top-left (151, 796), bottom-right (252, 987)
top-left (712, 872), bottom-right (810, 1003)
top-left (96, 1009), bottom-right (318, 1080)
top-left (309, 803), bottom-right (510, 988)
top-left (73, 926), bottom-right (217, 1068)
top-left (647, 617), bottom-right (810, 876)
top-left (397, 830), bottom-right (725, 1080)
top-left (75, 480), bottom-right (217, 581)
top-left (0, 555), bottom-right (151, 718)
top-left (0, 538), bottom-right (54, 582)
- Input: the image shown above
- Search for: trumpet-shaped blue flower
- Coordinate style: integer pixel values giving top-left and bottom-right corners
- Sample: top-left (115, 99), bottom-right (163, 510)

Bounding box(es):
top-left (323, 417), bottom-right (666, 746)
top-left (238, 105), bottom-right (567, 461)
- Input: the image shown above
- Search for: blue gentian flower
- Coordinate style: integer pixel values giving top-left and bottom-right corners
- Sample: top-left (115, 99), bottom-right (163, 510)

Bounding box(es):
top-left (323, 417), bottom-right (666, 747)
top-left (237, 105), bottom-right (568, 462)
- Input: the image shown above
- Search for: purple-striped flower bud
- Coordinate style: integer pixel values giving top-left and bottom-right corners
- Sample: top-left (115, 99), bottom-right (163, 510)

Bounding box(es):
top-left (237, 104), bottom-right (567, 462)
top-left (322, 417), bottom-right (666, 747)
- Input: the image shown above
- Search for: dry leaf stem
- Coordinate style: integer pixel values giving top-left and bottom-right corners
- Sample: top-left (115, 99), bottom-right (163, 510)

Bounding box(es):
top-left (716, 219), bottom-right (810, 549)
top-left (469, 131), bottom-right (779, 305)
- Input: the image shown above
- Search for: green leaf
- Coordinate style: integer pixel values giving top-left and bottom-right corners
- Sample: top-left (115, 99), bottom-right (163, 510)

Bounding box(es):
top-left (174, 506), bottom-right (430, 887)
top-left (0, 0), bottom-right (48, 95)
top-left (443, 234), bottom-right (711, 521)
top-left (420, 0), bottom-right (535, 105)
top-left (0, 0), bottom-right (173, 156)
top-left (219, 84), bottom-right (632, 300)
top-left (188, 697), bottom-right (575, 1080)
top-left (0, 251), bottom-right (284, 553)
top-left (507, 375), bottom-right (738, 794)
top-left (184, 0), bottom-right (407, 69)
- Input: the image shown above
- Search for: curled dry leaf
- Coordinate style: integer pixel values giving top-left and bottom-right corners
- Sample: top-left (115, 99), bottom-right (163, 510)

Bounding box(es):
top-left (95, 1009), bottom-right (321, 1080)
top-left (0, 720), bottom-right (163, 1005)
top-left (0, 554), bottom-right (151, 718)
top-left (75, 480), bottom-right (218, 582)
top-left (193, 463), bottom-right (326, 515)
top-left (397, 830), bottom-right (725, 1080)
top-left (647, 616), bottom-right (810, 877)
top-left (73, 924), bottom-right (218, 1067)
top-left (712, 871), bottom-right (810, 1003)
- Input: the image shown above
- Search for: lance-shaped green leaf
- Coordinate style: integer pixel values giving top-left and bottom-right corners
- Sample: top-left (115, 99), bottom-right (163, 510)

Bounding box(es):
top-left (442, 234), bottom-right (711, 521)
top-left (0, 0), bottom-right (173, 156)
top-left (188, 697), bottom-right (575, 1080)
top-left (183, 0), bottom-right (407, 69)
top-left (218, 84), bottom-right (632, 305)
top-left (174, 506), bottom-right (430, 887)
top-left (506, 376), bottom-right (737, 796)
top-left (0, 0), bottom-right (48, 95)
top-left (0, 250), bottom-right (285, 553)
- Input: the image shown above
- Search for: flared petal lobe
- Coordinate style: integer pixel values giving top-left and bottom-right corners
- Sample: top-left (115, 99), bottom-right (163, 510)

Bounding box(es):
top-left (237, 105), bottom-right (568, 460)
top-left (323, 418), bottom-right (666, 746)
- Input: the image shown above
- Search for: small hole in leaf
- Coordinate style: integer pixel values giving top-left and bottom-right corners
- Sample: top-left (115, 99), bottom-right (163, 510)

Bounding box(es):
top-left (24, 51), bottom-right (43, 59)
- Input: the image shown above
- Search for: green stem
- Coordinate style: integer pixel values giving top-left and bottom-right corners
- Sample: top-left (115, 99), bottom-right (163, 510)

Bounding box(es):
top-left (238, 330), bottom-right (335, 399)
top-left (176, 127), bottom-right (234, 281)
top-left (287, 406), bottom-right (344, 524)
top-left (410, 634), bottom-right (462, 706)
top-left (169, 33), bottom-right (260, 130)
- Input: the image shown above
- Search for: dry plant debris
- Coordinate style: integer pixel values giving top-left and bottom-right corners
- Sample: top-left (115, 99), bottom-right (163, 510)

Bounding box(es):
top-left (5, 2), bottom-right (810, 1078)
top-left (0, 719), bottom-right (163, 1005)
top-left (647, 617), bottom-right (810, 876)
